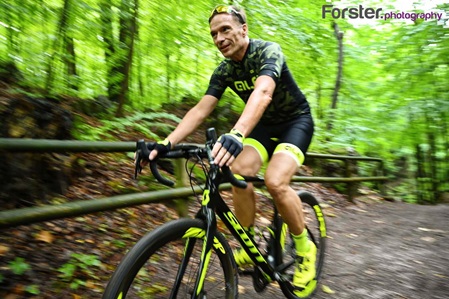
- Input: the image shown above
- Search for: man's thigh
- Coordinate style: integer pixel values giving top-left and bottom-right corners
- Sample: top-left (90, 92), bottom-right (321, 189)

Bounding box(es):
top-left (231, 145), bottom-right (263, 176)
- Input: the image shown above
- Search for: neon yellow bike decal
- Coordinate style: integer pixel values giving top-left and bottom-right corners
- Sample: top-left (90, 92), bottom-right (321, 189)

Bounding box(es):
top-left (183, 227), bottom-right (226, 254)
top-left (313, 205), bottom-right (327, 237)
top-left (202, 190), bottom-right (210, 206)
top-left (196, 246), bottom-right (212, 295)
top-left (222, 211), bottom-right (265, 263)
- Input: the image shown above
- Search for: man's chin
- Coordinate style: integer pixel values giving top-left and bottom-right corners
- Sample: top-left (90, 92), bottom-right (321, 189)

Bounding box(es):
top-left (220, 47), bottom-right (232, 57)
top-left (221, 51), bottom-right (234, 59)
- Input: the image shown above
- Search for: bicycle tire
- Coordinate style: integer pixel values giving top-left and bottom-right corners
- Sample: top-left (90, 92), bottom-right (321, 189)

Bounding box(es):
top-left (102, 218), bottom-right (238, 299)
top-left (277, 191), bottom-right (327, 299)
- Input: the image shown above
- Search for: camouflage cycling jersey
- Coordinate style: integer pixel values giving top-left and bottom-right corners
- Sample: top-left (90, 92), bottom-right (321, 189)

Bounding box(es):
top-left (205, 39), bottom-right (310, 125)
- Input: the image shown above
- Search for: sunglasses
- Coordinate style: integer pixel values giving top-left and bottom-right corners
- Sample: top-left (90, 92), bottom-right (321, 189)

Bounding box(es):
top-left (209, 5), bottom-right (245, 24)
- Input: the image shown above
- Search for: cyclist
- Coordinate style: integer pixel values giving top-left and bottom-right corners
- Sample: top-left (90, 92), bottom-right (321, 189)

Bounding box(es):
top-left (144, 4), bottom-right (316, 296)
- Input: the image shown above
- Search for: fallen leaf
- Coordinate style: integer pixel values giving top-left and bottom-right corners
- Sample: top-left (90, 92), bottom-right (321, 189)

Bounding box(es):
top-left (420, 236), bottom-right (436, 243)
top-left (35, 231), bottom-right (54, 244)
top-left (346, 233), bottom-right (358, 239)
top-left (238, 285), bottom-right (246, 294)
top-left (417, 227), bottom-right (446, 233)
top-left (322, 284), bottom-right (335, 294)
top-left (0, 244), bottom-right (10, 256)
top-left (324, 211), bottom-right (337, 217)
top-left (13, 283), bottom-right (25, 295)
top-left (85, 280), bottom-right (96, 289)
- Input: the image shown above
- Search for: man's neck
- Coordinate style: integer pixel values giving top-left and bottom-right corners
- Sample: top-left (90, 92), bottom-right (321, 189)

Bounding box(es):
top-left (232, 38), bottom-right (250, 62)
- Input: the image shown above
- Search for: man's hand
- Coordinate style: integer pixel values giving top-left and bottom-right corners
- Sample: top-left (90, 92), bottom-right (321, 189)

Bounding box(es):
top-left (212, 129), bottom-right (244, 167)
top-left (135, 138), bottom-right (171, 168)
top-left (148, 138), bottom-right (171, 160)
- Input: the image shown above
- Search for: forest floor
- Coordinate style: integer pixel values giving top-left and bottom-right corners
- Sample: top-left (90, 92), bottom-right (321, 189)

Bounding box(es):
top-left (1, 107), bottom-right (448, 299)
top-left (1, 149), bottom-right (448, 299)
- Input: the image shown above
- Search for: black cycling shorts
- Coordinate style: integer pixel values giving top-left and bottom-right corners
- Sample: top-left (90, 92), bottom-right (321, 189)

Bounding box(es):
top-left (243, 113), bottom-right (314, 166)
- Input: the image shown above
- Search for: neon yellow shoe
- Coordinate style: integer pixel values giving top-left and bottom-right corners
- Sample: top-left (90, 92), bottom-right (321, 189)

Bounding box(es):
top-left (293, 240), bottom-right (317, 297)
top-left (233, 247), bottom-right (254, 267)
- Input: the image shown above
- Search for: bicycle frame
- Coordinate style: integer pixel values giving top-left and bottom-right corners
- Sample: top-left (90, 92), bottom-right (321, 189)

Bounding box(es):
top-left (134, 129), bottom-right (309, 298)
top-left (179, 161), bottom-right (287, 298)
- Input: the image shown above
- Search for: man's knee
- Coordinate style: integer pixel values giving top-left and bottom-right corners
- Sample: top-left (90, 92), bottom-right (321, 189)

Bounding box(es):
top-left (231, 148), bottom-right (261, 176)
top-left (265, 175), bottom-right (289, 196)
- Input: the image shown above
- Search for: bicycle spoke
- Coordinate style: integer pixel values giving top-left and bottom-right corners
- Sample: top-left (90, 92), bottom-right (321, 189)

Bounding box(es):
top-left (103, 219), bottom-right (237, 299)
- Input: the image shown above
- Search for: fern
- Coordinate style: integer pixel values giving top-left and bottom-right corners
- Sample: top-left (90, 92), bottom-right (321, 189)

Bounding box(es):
top-left (73, 111), bottom-right (181, 141)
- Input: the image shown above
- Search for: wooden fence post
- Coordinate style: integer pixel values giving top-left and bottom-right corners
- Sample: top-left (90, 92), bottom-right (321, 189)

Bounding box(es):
top-left (345, 159), bottom-right (355, 202)
top-left (377, 160), bottom-right (386, 197)
top-left (173, 158), bottom-right (190, 217)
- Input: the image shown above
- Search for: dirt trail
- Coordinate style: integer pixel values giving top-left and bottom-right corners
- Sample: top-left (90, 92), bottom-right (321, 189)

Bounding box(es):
top-left (238, 201), bottom-right (449, 299)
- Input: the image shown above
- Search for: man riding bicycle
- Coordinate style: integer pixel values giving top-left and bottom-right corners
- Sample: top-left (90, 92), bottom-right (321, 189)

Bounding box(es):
top-left (144, 4), bottom-right (316, 296)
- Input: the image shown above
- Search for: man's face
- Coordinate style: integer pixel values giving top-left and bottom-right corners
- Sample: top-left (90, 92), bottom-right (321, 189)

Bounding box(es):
top-left (209, 14), bottom-right (247, 61)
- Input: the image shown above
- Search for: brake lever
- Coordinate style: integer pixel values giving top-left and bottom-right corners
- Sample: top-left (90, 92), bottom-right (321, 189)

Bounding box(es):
top-left (134, 150), bottom-right (143, 179)
top-left (134, 139), bottom-right (150, 179)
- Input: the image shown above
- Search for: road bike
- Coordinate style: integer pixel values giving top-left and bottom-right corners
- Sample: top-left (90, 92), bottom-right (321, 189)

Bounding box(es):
top-left (102, 128), bottom-right (327, 299)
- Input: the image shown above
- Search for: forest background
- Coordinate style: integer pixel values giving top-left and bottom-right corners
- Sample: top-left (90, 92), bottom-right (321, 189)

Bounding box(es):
top-left (1, 0), bottom-right (448, 203)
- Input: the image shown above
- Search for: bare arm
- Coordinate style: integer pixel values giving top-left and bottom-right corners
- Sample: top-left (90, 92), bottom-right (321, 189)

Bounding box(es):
top-left (233, 75), bottom-right (275, 137)
top-left (213, 75), bottom-right (276, 166)
top-left (149, 95), bottom-right (218, 160)
top-left (167, 95), bottom-right (218, 145)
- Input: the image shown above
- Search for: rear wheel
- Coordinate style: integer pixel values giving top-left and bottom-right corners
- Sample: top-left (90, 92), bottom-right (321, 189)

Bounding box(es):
top-left (102, 218), bottom-right (238, 298)
top-left (277, 191), bottom-right (327, 299)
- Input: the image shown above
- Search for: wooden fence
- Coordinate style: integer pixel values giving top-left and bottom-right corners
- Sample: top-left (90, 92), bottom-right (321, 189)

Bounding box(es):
top-left (0, 138), bottom-right (388, 228)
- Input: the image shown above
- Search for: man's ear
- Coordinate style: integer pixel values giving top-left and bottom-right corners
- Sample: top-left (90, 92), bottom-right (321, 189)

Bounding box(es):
top-left (242, 23), bottom-right (248, 37)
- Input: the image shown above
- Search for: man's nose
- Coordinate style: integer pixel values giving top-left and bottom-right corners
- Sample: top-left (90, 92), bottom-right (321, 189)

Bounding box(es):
top-left (216, 32), bottom-right (225, 43)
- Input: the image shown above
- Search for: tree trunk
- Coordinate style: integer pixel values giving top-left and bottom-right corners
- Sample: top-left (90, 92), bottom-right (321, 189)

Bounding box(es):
top-left (44, 0), bottom-right (74, 94)
top-left (114, 0), bottom-right (139, 117)
top-left (327, 21), bottom-right (344, 131)
top-left (415, 144), bottom-right (424, 203)
top-left (64, 35), bottom-right (78, 90)
top-left (99, 0), bottom-right (139, 116)
top-left (425, 104), bottom-right (440, 203)
top-left (136, 38), bottom-right (144, 100)
top-left (99, 1), bottom-right (117, 104)
top-left (442, 110), bottom-right (449, 194)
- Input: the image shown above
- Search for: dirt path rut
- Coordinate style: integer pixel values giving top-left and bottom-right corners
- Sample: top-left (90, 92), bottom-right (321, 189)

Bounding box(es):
top-left (238, 201), bottom-right (449, 299)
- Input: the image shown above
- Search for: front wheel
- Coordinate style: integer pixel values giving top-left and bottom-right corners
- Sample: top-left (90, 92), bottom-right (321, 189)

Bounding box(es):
top-left (277, 191), bottom-right (327, 299)
top-left (102, 218), bottom-right (238, 299)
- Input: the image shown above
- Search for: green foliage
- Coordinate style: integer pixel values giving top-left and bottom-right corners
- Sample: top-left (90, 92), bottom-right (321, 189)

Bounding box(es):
top-left (5, 257), bottom-right (40, 295)
top-left (72, 111), bottom-right (181, 140)
top-left (57, 253), bottom-right (103, 290)
top-left (2, 0), bottom-right (448, 202)
top-left (25, 284), bottom-right (41, 295)
top-left (9, 257), bottom-right (31, 275)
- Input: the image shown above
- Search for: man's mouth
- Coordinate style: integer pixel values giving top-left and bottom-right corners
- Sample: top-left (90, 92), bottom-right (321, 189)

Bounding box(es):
top-left (220, 44), bottom-right (230, 52)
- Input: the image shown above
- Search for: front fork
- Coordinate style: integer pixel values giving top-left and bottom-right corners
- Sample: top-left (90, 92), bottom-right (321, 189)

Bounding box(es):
top-left (192, 203), bottom-right (216, 298)
top-left (186, 172), bottom-right (219, 299)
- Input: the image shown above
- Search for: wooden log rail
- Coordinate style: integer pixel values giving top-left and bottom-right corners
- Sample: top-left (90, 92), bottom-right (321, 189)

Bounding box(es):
top-left (0, 138), bottom-right (388, 228)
